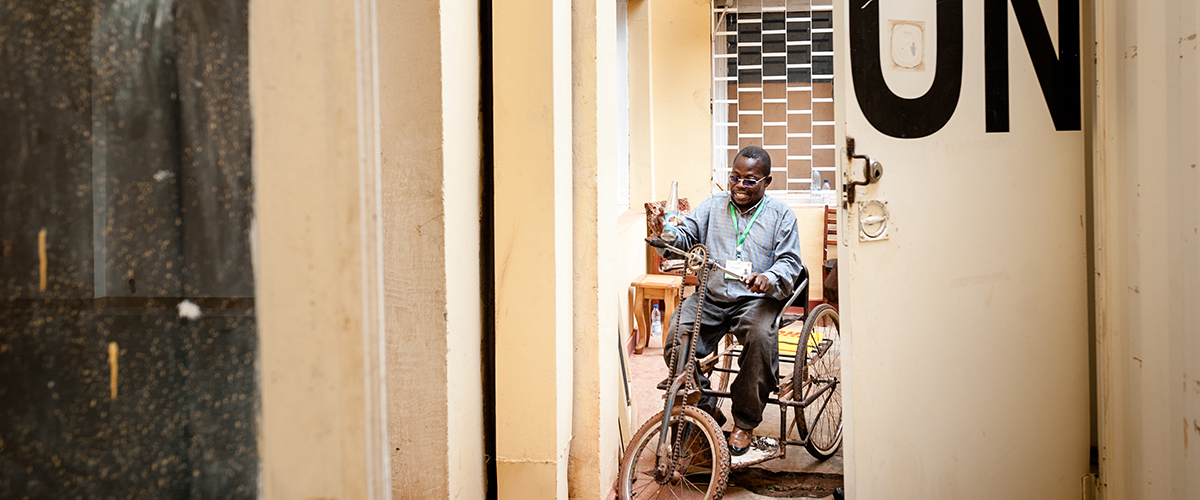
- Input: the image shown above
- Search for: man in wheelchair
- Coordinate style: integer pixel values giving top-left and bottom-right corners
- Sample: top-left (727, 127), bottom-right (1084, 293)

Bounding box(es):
top-left (656, 145), bottom-right (803, 456)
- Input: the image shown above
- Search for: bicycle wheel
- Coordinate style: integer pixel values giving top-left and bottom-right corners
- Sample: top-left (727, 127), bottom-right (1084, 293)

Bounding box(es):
top-left (618, 406), bottom-right (730, 500)
top-left (792, 303), bottom-right (843, 459)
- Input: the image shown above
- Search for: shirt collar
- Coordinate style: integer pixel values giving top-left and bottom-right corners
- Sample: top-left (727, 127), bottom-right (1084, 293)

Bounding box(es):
top-left (730, 195), bottom-right (764, 216)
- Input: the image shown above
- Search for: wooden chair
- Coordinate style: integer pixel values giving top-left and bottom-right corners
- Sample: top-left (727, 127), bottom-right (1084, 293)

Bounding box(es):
top-left (822, 206), bottom-right (838, 307)
top-left (822, 205), bottom-right (837, 264)
top-left (644, 199), bottom-right (699, 287)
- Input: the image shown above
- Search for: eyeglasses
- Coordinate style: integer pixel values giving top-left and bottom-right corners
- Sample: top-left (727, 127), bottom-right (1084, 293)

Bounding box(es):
top-left (728, 174), bottom-right (767, 188)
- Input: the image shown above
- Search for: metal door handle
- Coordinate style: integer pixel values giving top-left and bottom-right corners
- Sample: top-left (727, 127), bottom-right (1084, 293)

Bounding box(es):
top-left (844, 137), bottom-right (884, 204)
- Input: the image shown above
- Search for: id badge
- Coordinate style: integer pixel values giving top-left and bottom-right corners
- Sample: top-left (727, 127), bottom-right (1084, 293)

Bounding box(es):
top-left (724, 260), bottom-right (752, 280)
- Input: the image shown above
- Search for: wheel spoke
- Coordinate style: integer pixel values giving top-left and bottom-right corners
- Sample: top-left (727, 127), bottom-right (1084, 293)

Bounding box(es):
top-left (791, 305), bottom-right (843, 458)
top-left (809, 385), bottom-right (837, 448)
top-left (621, 410), bottom-right (724, 499)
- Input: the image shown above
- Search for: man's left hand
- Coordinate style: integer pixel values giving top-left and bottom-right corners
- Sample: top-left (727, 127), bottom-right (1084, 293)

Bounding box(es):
top-left (742, 273), bottom-right (772, 294)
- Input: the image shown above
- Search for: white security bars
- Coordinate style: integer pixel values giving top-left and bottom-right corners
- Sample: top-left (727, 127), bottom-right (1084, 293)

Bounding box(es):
top-left (712, 0), bottom-right (835, 204)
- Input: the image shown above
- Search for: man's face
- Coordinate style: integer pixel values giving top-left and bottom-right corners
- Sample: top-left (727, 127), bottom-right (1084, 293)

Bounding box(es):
top-left (728, 156), bottom-right (771, 208)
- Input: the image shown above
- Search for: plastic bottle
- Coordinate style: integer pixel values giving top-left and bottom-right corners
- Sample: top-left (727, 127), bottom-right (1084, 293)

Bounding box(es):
top-left (811, 169), bottom-right (822, 205)
top-left (650, 304), bottom-right (663, 343)
top-left (661, 181), bottom-right (682, 243)
top-left (823, 179), bottom-right (834, 206)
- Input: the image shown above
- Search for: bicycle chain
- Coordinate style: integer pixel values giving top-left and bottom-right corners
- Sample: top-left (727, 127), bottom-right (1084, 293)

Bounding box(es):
top-left (667, 244), bottom-right (712, 466)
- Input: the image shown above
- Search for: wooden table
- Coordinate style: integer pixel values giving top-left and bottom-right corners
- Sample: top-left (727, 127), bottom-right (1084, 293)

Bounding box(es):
top-left (630, 274), bottom-right (684, 354)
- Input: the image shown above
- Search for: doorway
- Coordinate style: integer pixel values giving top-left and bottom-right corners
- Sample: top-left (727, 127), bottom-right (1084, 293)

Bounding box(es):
top-left (710, 0), bottom-right (844, 496)
top-left (622, 1), bottom-right (845, 498)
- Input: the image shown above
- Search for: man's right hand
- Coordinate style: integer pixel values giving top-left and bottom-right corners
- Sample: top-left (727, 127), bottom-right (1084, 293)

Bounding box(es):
top-left (742, 272), bottom-right (773, 294)
top-left (645, 236), bottom-right (668, 249)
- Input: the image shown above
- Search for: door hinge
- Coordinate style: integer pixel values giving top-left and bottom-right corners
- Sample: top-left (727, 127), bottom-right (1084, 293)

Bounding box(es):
top-left (1081, 473), bottom-right (1100, 500)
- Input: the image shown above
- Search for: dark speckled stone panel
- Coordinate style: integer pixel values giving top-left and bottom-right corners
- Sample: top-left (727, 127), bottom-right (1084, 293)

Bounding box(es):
top-left (0, 1), bottom-right (256, 498)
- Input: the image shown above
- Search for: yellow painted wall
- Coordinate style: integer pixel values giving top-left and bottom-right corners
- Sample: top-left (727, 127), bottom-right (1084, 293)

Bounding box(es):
top-left (493, 0), bottom-right (574, 497)
top-left (616, 210), bottom-right (650, 349)
top-left (627, 0), bottom-right (652, 210)
top-left (628, 0), bottom-right (713, 208)
top-left (569, 0), bottom-right (623, 498)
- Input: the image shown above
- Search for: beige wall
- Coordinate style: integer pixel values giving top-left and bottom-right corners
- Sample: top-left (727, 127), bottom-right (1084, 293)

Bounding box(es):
top-left (1095, 0), bottom-right (1200, 498)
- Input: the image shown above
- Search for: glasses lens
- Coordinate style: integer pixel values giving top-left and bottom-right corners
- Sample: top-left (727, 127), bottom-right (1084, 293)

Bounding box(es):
top-left (742, 177), bottom-right (758, 188)
top-left (730, 175), bottom-right (760, 188)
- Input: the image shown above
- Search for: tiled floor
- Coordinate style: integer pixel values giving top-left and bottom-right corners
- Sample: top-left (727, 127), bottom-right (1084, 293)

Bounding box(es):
top-left (628, 341), bottom-right (842, 500)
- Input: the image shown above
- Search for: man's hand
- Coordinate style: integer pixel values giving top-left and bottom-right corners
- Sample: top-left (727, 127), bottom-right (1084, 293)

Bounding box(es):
top-left (649, 212), bottom-right (680, 243)
top-left (650, 212), bottom-right (666, 235)
top-left (742, 272), bottom-right (772, 294)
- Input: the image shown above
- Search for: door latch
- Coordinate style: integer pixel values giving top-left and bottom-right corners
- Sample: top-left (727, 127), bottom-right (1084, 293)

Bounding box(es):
top-left (857, 200), bottom-right (890, 241)
top-left (844, 137), bottom-right (883, 205)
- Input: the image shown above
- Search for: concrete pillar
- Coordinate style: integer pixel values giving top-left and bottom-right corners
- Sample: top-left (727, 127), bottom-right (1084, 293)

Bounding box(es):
top-left (250, 0), bottom-right (385, 497)
top-left (569, 0), bottom-right (622, 498)
top-left (493, 0), bottom-right (574, 497)
top-left (253, 0), bottom-right (484, 497)
top-left (378, 0), bottom-right (484, 498)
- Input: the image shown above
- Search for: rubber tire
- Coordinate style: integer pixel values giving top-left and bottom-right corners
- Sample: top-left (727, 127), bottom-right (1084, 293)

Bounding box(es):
top-left (791, 303), bottom-right (843, 460)
top-left (618, 406), bottom-right (731, 500)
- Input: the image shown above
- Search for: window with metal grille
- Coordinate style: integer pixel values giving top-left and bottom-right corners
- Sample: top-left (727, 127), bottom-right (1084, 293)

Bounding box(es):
top-left (712, 0), bottom-right (835, 204)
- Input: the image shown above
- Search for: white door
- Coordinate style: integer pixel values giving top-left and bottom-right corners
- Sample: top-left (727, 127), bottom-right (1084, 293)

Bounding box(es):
top-left (835, 0), bottom-right (1090, 498)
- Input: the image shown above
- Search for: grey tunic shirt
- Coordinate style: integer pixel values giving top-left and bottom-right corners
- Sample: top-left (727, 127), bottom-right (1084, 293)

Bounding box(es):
top-left (665, 193), bottom-right (803, 302)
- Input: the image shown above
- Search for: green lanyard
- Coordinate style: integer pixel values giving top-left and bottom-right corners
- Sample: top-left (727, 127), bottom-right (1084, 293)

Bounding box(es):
top-left (728, 202), bottom-right (764, 260)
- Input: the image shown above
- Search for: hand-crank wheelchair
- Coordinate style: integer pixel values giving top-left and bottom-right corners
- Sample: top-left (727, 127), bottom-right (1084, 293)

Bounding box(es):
top-left (617, 241), bottom-right (843, 500)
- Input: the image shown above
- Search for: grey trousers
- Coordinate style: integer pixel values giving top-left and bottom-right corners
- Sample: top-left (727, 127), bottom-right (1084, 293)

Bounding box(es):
top-left (663, 292), bottom-right (783, 430)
